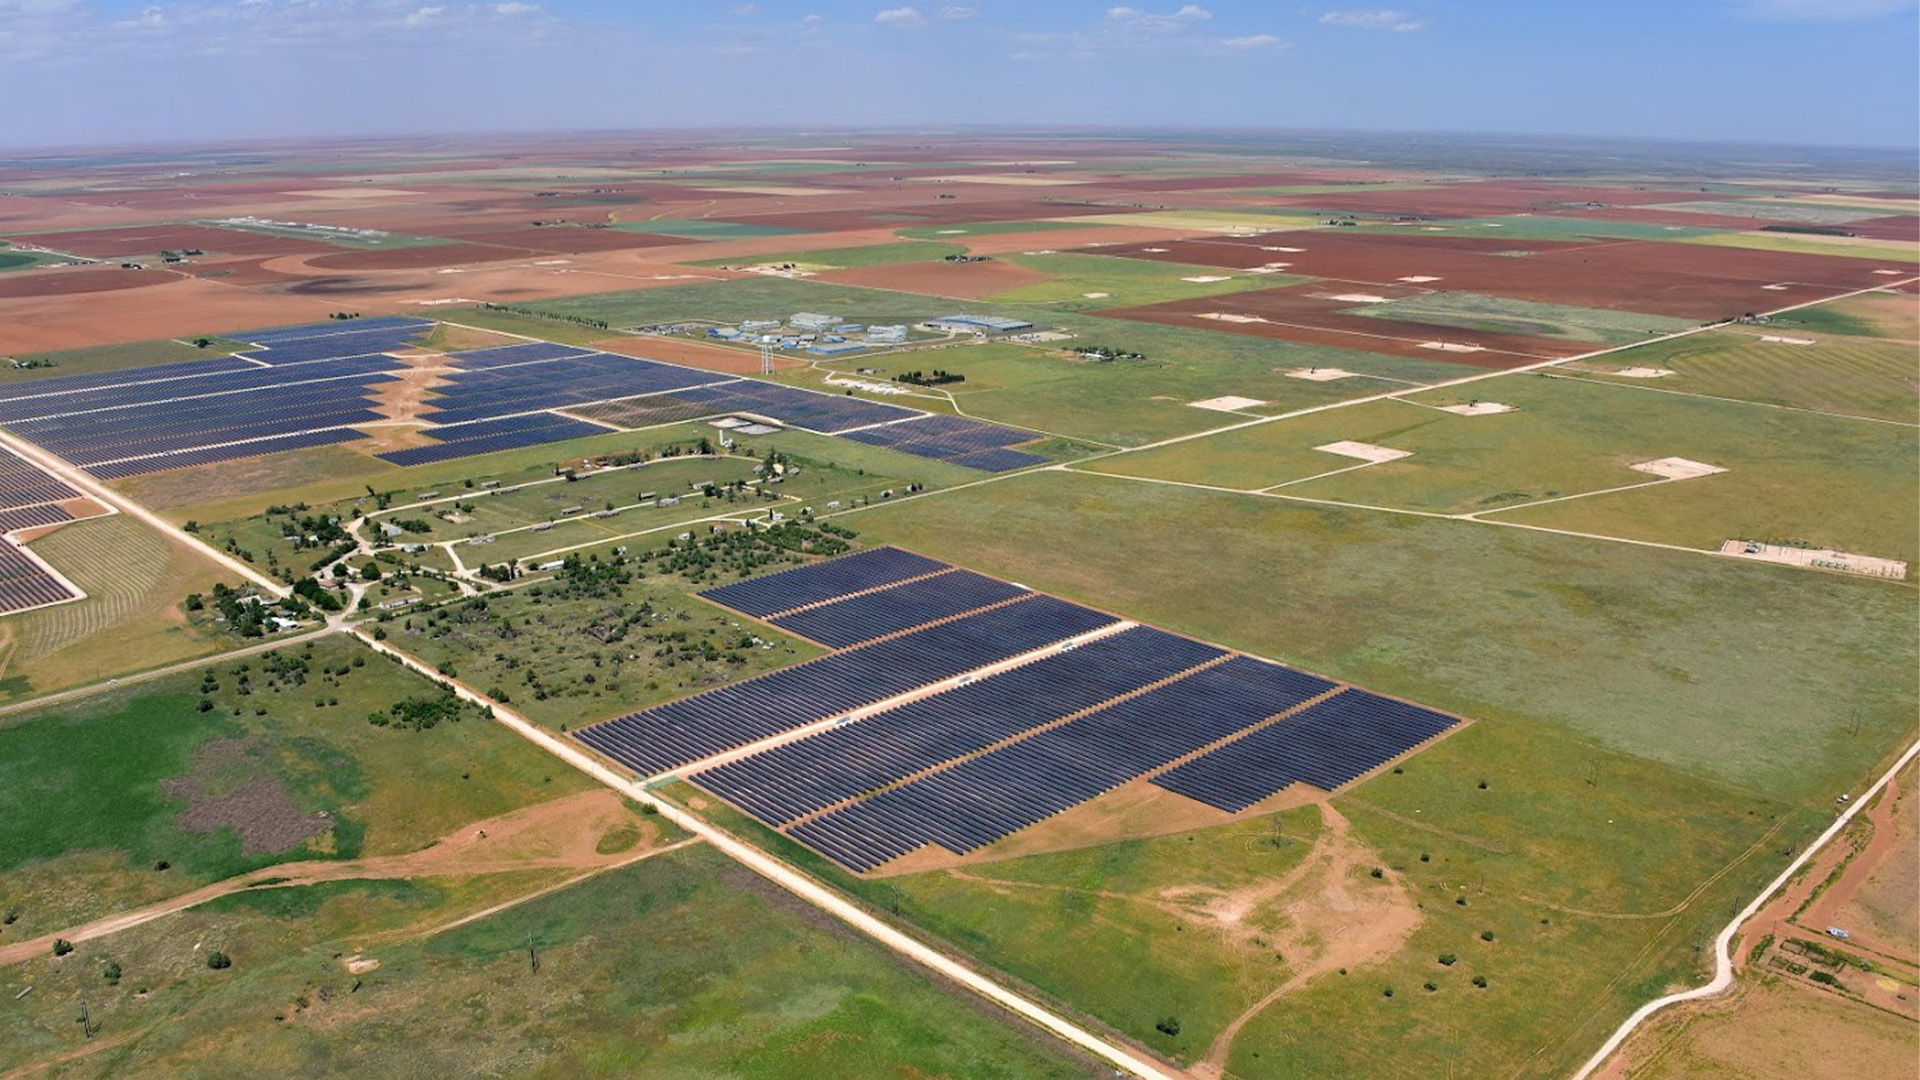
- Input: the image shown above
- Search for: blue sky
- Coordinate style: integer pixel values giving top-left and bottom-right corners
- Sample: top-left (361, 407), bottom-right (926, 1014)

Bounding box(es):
top-left (1, 0), bottom-right (1915, 149)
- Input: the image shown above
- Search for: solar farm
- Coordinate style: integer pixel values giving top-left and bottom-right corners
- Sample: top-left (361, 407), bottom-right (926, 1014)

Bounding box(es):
top-left (574, 546), bottom-right (1465, 872)
top-left (0, 130), bottom-right (1912, 1080)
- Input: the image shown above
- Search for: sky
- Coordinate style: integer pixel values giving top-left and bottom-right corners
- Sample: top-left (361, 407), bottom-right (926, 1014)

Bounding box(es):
top-left (0, 0), bottom-right (1916, 150)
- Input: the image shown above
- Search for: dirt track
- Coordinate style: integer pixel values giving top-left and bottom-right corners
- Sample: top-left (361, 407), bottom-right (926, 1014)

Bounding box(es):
top-left (0, 789), bottom-right (684, 966)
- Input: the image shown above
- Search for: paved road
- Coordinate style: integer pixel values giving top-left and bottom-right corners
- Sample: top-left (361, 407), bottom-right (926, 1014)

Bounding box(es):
top-left (350, 626), bottom-right (1181, 1080)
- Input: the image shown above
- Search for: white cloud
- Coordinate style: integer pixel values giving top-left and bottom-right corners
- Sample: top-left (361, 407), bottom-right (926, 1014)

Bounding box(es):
top-left (1319, 8), bottom-right (1428, 31)
top-left (112, 5), bottom-right (168, 30)
top-left (493, 2), bottom-right (537, 15)
top-left (1739, 0), bottom-right (1915, 19)
top-left (875, 6), bottom-right (925, 27)
top-left (402, 6), bottom-right (446, 29)
top-left (801, 12), bottom-right (823, 26)
top-left (1106, 4), bottom-right (1212, 31)
top-left (1221, 32), bottom-right (1282, 49)
top-left (938, 4), bottom-right (977, 18)
top-left (728, 2), bottom-right (758, 16)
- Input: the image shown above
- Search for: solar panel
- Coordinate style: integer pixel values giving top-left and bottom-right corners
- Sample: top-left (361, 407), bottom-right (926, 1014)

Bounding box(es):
top-left (700, 546), bottom-right (951, 618)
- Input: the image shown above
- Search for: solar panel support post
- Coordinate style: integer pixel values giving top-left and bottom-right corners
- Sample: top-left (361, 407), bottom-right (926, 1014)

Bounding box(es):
top-left (760, 343), bottom-right (774, 376)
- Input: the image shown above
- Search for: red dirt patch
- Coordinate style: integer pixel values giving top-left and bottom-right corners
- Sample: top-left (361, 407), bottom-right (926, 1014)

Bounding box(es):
top-left (593, 334), bottom-right (803, 373)
top-left (1262, 179), bottom-right (1715, 218)
top-left (11, 224), bottom-right (328, 259)
top-left (160, 737), bottom-right (332, 856)
top-left (302, 243), bottom-right (527, 271)
top-left (0, 267), bottom-right (171, 300)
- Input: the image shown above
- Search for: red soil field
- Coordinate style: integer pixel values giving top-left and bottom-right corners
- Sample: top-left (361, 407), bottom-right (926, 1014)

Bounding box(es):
top-left (816, 259), bottom-right (1051, 299)
top-left (431, 227), bottom-right (691, 253)
top-left (0, 276), bottom-right (342, 353)
top-left (0, 267), bottom-right (171, 300)
top-left (1081, 230), bottom-right (1904, 319)
top-left (1845, 215), bottom-right (1920, 242)
top-left (715, 197), bottom-right (1122, 233)
top-left (1099, 282), bottom-right (1579, 367)
top-left (593, 334), bottom-right (805, 374)
top-left (9, 223), bottom-right (328, 259)
top-left (302, 243), bottom-right (527, 271)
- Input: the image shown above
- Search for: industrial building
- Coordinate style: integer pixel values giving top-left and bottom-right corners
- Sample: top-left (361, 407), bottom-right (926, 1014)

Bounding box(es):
top-left (924, 314), bottom-right (1035, 335)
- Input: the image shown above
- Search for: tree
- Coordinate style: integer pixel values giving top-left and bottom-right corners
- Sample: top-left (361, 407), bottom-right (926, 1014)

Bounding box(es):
top-left (206, 951), bottom-right (232, 970)
top-left (52, 939), bottom-right (74, 957)
top-left (102, 962), bottom-right (122, 983)
top-left (1155, 1016), bottom-right (1181, 1037)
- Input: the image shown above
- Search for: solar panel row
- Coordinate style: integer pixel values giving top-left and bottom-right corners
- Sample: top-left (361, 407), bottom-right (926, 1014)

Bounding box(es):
top-left (840, 414), bottom-right (1048, 472)
top-left (238, 315), bottom-right (432, 346)
top-left (0, 354), bottom-right (403, 423)
top-left (0, 539), bottom-right (75, 614)
top-left (374, 413), bottom-right (613, 466)
top-left (699, 546), bottom-right (951, 618)
top-left (669, 381), bottom-right (924, 434)
top-left (420, 352), bottom-right (721, 426)
top-left (446, 342), bottom-right (594, 369)
top-left (695, 626), bottom-right (1225, 827)
top-left (1149, 690), bottom-right (1460, 812)
top-left (790, 657), bottom-right (1337, 871)
top-left (768, 568), bottom-right (1032, 648)
top-left (86, 427), bottom-right (370, 479)
top-left (0, 503), bottom-right (75, 533)
top-left (0, 356), bottom-right (262, 406)
top-left (574, 594), bottom-right (1118, 777)
top-left (0, 446), bottom-right (78, 509)
top-left (239, 325), bottom-right (425, 365)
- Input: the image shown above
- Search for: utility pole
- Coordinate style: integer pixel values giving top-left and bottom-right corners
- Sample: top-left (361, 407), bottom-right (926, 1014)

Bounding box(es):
top-left (527, 929), bottom-right (539, 974)
top-left (760, 342), bottom-right (774, 376)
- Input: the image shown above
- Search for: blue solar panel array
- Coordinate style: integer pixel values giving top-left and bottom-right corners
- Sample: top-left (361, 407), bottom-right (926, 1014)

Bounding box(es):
top-left (0, 356), bottom-right (261, 408)
top-left (237, 316), bottom-right (432, 346)
top-left (841, 415), bottom-right (1047, 472)
top-left (701, 546), bottom-right (951, 618)
top-left (0, 446), bottom-right (77, 509)
top-left (0, 354), bottom-right (402, 424)
top-left (238, 325), bottom-right (427, 365)
top-left (0, 503), bottom-right (74, 533)
top-left (446, 342), bottom-right (594, 369)
top-left (768, 568), bottom-right (1031, 648)
top-left (376, 413), bottom-right (613, 466)
top-left (419, 352), bottom-right (722, 426)
top-left (1150, 690), bottom-right (1460, 812)
top-left (669, 381), bottom-right (924, 435)
top-left (0, 540), bottom-right (74, 614)
top-left (574, 594), bottom-right (1117, 776)
top-left (790, 657), bottom-right (1337, 871)
top-left (695, 626), bottom-right (1224, 827)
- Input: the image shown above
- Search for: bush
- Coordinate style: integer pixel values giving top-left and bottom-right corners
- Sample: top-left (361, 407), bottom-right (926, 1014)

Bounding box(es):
top-left (1810, 970), bottom-right (1840, 986)
top-left (52, 938), bottom-right (74, 957)
top-left (206, 951), bottom-right (232, 970)
top-left (1481, 930), bottom-right (1496, 942)
top-left (1471, 975), bottom-right (1488, 988)
top-left (1155, 1016), bottom-right (1181, 1037)
top-left (102, 961), bottom-right (122, 983)
top-left (1438, 953), bottom-right (1457, 966)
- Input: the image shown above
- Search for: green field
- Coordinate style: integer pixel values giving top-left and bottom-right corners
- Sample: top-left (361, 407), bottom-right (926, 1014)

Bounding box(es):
top-left (0, 242), bottom-right (65, 273)
top-left (388, 576), bottom-right (823, 731)
top-left (1083, 372), bottom-right (1918, 566)
top-left (0, 516), bottom-right (234, 703)
top-left (1646, 199), bottom-right (1886, 225)
top-left (1351, 291), bottom-right (1695, 345)
top-left (986, 252), bottom-right (1302, 310)
top-left (687, 240), bottom-right (966, 269)
top-left (1679, 231), bottom-right (1920, 263)
top-left (1571, 328), bottom-right (1919, 422)
top-left (0, 634), bottom-right (586, 938)
top-left (0, 846), bottom-right (1099, 1079)
top-left (844, 470), bottom-right (1916, 798)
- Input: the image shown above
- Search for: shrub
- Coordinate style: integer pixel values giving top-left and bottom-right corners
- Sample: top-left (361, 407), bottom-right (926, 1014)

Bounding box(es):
top-left (1810, 970), bottom-right (1840, 986)
top-left (102, 962), bottom-right (122, 983)
top-left (1438, 953), bottom-right (1457, 966)
top-left (52, 939), bottom-right (74, 957)
top-left (206, 951), bottom-right (232, 970)
top-left (1471, 975), bottom-right (1488, 988)
top-left (1155, 1016), bottom-right (1181, 1037)
top-left (1481, 930), bottom-right (1496, 942)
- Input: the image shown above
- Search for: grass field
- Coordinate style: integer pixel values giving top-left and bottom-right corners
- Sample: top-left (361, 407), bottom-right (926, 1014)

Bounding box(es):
top-left (1352, 291), bottom-right (1696, 345)
top-left (1351, 215), bottom-right (1724, 242)
top-left (1082, 372), bottom-right (1918, 566)
top-left (841, 470), bottom-right (1917, 800)
top-left (0, 243), bottom-right (65, 273)
top-left (1647, 199), bottom-right (1884, 225)
top-left (435, 306), bottom-right (634, 346)
top-left (1679, 231), bottom-right (1920, 263)
top-left (0, 633), bottom-right (587, 937)
top-left (0, 517), bottom-right (234, 702)
top-left (0, 845), bottom-right (1100, 1079)
top-left (1, 337), bottom-right (249, 384)
top-left (985, 252), bottom-right (1302, 310)
top-left (390, 577), bottom-right (823, 731)
top-left (1066, 210), bottom-right (1329, 232)
top-left (1570, 328), bottom-right (1919, 423)
top-left (687, 240), bottom-right (966, 270)
top-left (1606, 972), bottom-right (1918, 1080)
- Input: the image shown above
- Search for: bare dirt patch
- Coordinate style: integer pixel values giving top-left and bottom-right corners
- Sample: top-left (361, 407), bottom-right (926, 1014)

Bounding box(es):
top-left (160, 737), bottom-right (333, 856)
top-left (595, 334), bottom-right (803, 373)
